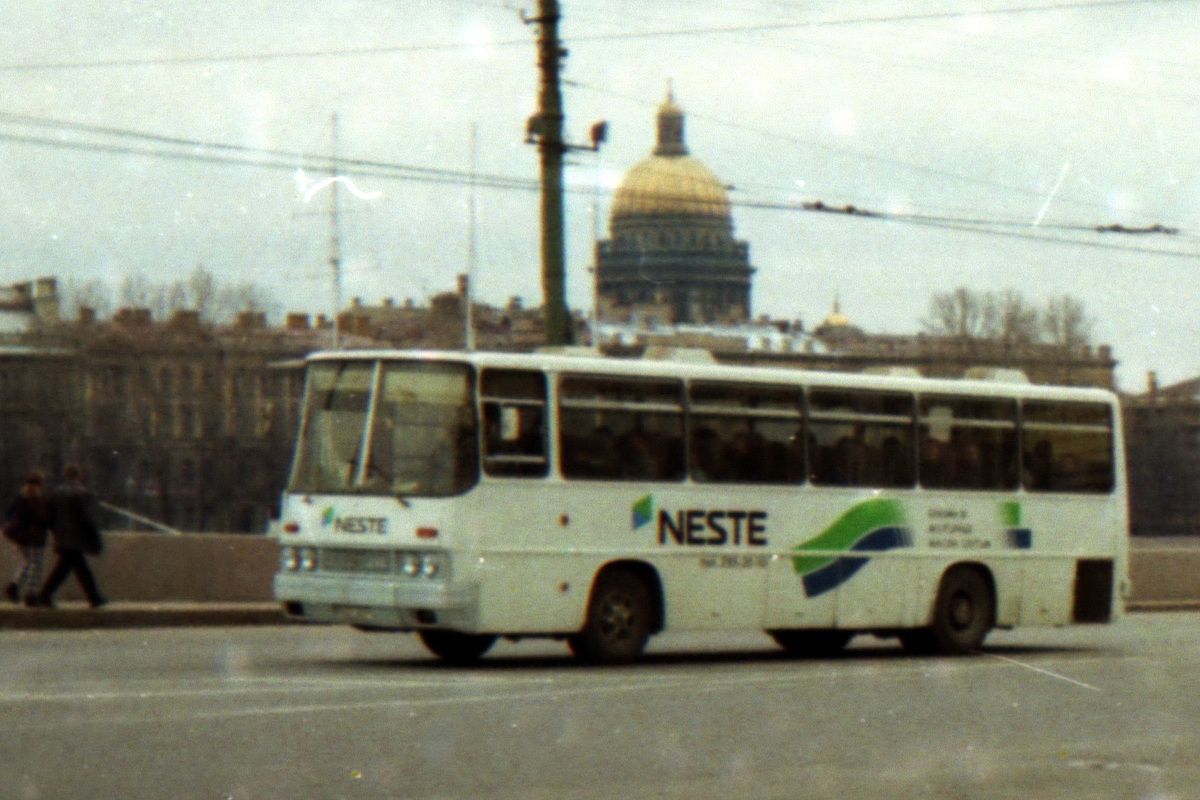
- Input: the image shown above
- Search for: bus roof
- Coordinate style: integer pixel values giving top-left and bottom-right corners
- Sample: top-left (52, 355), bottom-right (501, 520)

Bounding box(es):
top-left (303, 348), bottom-right (1118, 404)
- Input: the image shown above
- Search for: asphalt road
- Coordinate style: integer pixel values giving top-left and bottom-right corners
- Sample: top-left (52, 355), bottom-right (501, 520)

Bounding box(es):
top-left (1, 615), bottom-right (1197, 800)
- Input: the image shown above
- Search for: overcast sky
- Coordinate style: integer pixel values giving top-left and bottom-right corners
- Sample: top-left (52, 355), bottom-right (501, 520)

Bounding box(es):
top-left (1, 0), bottom-right (1197, 391)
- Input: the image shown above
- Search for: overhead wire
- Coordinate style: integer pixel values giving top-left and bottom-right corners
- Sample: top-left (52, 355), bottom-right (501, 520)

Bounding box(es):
top-left (0, 0), bottom-right (1186, 71)
top-left (1, 0), bottom-right (1195, 264)
top-left (0, 111), bottom-right (1194, 262)
top-left (4, 0), bottom-right (1191, 229)
top-left (562, 79), bottom-right (1118, 215)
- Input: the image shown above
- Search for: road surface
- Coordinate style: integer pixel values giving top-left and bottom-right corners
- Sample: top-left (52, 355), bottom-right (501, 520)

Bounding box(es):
top-left (1, 614), bottom-right (1196, 799)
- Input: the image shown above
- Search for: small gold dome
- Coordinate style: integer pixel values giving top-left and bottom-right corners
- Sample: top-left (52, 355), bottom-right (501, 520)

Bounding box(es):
top-left (823, 309), bottom-right (851, 328)
top-left (611, 156), bottom-right (731, 219)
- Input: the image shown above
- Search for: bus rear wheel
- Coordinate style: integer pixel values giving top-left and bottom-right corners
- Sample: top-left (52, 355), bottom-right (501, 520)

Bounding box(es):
top-left (769, 629), bottom-right (853, 658)
top-left (419, 630), bottom-right (497, 664)
top-left (903, 566), bottom-right (994, 655)
top-left (569, 570), bottom-right (654, 664)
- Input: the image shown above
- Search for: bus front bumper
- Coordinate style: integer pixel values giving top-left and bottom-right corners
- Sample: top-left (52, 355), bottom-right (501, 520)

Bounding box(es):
top-left (273, 572), bottom-right (480, 631)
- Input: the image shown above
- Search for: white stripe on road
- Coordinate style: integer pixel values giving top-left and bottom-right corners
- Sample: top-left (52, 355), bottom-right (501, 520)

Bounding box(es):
top-left (984, 652), bottom-right (1104, 692)
top-left (1, 652), bottom-right (1114, 729)
top-left (0, 675), bottom-right (556, 704)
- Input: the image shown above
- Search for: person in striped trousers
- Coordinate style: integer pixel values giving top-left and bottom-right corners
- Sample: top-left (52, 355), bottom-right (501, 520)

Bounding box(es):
top-left (3, 471), bottom-right (50, 607)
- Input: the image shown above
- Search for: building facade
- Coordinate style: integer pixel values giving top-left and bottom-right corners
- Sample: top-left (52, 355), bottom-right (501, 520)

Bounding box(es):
top-left (0, 284), bottom-right (324, 533)
top-left (1124, 373), bottom-right (1200, 537)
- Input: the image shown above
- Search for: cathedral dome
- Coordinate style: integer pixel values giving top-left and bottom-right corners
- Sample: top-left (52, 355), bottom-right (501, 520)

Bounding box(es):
top-left (611, 156), bottom-right (731, 219)
top-left (596, 89), bottom-right (753, 327)
top-left (610, 92), bottom-right (731, 221)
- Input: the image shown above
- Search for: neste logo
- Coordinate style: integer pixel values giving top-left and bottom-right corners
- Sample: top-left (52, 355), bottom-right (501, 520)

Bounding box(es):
top-left (320, 505), bottom-right (387, 534)
top-left (632, 495), bottom-right (654, 529)
top-left (632, 495), bottom-right (767, 546)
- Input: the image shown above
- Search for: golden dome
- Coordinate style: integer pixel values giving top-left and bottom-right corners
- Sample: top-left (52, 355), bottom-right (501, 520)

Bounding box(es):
top-left (815, 297), bottom-right (863, 338)
top-left (611, 156), bottom-right (731, 219)
top-left (823, 309), bottom-right (851, 328)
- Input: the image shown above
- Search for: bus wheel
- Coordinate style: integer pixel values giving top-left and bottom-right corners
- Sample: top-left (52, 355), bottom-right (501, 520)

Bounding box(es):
top-left (769, 629), bottom-right (853, 658)
top-left (569, 570), bottom-right (654, 664)
top-left (419, 630), bottom-right (497, 664)
top-left (907, 566), bottom-right (995, 655)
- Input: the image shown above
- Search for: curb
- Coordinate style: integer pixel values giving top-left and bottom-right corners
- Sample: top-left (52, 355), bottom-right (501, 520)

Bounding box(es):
top-left (1126, 600), bottom-right (1200, 613)
top-left (0, 602), bottom-right (289, 631)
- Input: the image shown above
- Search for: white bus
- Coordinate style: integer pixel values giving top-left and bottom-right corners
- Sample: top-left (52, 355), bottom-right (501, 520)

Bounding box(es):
top-left (273, 349), bottom-right (1128, 664)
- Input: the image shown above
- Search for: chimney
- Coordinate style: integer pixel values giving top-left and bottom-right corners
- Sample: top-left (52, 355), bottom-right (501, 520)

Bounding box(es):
top-left (115, 307), bottom-right (153, 326)
top-left (286, 312), bottom-right (311, 331)
top-left (1148, 370), bottom-right (1159, 398)
top-left (78, 306), bottom-right (96, 325)
top-left (33, 277), bottom-right (59, 323)
top-left (235, 311), bottom-right (266, 330)
top-left (170, 309), bottom-right (201, 331)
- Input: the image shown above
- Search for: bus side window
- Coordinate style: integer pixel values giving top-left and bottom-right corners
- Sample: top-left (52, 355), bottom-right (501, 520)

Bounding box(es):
top-left (687, 381), bottom-right (804, 485)
top-left (1022, 401), bottom-right (1113, 493)
top-left (481, 369), bottom-right (548, 478)
top-left (559, 375), bottom-right (685, 482)
top-left (918, 396), bottom-right (1018, 491)
top-left (810, 389), bottom-right (914, 488)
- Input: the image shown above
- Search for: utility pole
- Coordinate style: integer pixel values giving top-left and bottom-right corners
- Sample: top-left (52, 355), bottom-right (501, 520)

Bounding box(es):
top-left (527, 0), bottom-right (569, 345)
top-left (525, 1), bottom-right (606, 347)
top-left (465, 123), bottom-right (478, 352)
top-left (329, 112), bottom-right (343, 349)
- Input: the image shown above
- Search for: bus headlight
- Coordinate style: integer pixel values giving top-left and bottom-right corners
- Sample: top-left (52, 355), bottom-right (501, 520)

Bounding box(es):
top-left (281, 547), bottom-right (299, 571)
top-left (394, 551), bottom-right (446, 579)
top-left (298, 548), bottom-right (318, 571)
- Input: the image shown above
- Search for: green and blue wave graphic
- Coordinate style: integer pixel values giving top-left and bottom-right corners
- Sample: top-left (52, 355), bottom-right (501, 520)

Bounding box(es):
top-left (1001, 501), bottom-right (1032, 549)
top-left (791, 498), bottom-right (911, 597)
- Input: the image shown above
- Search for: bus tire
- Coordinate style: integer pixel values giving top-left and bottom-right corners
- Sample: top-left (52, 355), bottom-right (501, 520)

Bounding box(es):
top-left (418, 630), bottom-right (497, 664)
top-left (769, 629), bottom-right (853, 658)
top-left (569, 569), bottom-right (654, 664)
top-left (906, 566), bottom-right (994, 655)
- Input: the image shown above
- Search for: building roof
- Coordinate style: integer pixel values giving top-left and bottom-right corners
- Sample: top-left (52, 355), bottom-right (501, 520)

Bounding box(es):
top-left (610, 92), bottom-right (731, 220)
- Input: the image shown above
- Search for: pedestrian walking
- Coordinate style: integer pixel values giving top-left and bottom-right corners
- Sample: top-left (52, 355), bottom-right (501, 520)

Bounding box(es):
top-left (3, 471), bottom-right (51, 607)
top-left (39, 464), bottom-right (106, 609)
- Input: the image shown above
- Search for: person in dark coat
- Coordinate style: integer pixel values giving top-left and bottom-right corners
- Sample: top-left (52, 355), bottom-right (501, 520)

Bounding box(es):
top-left (38, 464), bottom-right (106, 609)
top-left (3, 471), bottom-right (51, 607)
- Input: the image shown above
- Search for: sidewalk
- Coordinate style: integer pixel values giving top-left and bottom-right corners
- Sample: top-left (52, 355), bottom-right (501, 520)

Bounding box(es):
top-left (0, 601), bottom-right (289, 631)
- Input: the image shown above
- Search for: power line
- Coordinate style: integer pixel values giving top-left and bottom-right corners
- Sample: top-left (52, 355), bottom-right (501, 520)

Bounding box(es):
top-left (565, 0), bottom-right (1191, 42)
top-left (0, 0), bottom-right (1184, 71)
top-left (0, 112), bottom-right (540, 192)
top-left (737, 196), bottom-right (1198, 260)
top-left (563, 79), bottom-right (1118, 216)
top-left (2, 112), bottom-right (1195, 262)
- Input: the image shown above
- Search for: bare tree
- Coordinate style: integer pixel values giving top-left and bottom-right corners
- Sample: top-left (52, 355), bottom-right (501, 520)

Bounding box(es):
top-left (924, 287), bottom-right (1091, 350)
top-left (120, 272), bottom-right (171, 318)
top-left (1043, 294), bottom-right (1093, 350)
top-left (60, 278), bottom-right (114, 319)
top-left (70, 268), bottom-right (278, 324)
top-left (187, 265), bottom-right (218, 321)
top-left (923, 287), bottom-right (986, 339)
top-left (981, 289), bottom-right (1041, 347)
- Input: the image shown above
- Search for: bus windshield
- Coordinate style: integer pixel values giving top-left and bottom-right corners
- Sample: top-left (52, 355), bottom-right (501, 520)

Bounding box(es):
top-left (288, 359), bottom-right (477, 496)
